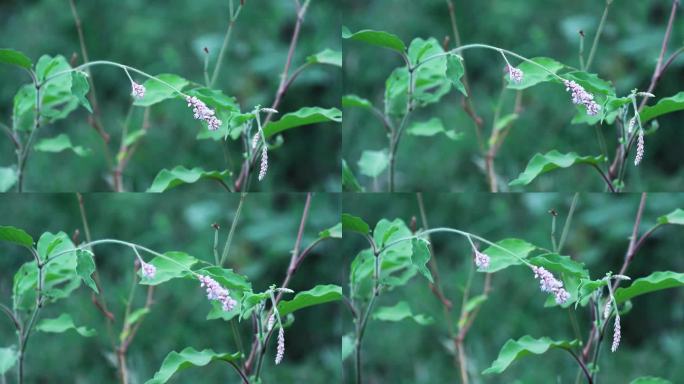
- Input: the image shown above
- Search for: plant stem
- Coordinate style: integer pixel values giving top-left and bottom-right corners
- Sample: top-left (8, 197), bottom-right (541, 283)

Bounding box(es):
top-left (210, 0), bottom-right (243, 87)
top-left (558, 193), bottom-right (579, 253)
top-left (220, 192), bottom-right (247, 266)
top-left (585, 0), bottom-right (613, 71)
top-left (17, 78), bottom-right (41, 192)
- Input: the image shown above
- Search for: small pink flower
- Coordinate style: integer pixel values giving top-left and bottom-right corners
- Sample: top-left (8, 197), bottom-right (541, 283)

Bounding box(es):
top-left (267, 313), bottom-right (275, 331)
top-left (198, 274), bottom-right (237, 312)
top-left (611, 314), bottom-right (621, 352)
top-left (251, 133), bottom-right (260, 150)
top-left (186, 96), bottom-right (222, 131)
top-left (131, 82), bottom-right (146, 98)
top-left (275, 327), bottom-right (285, 364)
top-left (634, 129), bottom-right (644, 166)
top-left (141, 261), bottom-right (156, 279)
top-left (532, 266), bottom-right (570, 304)
top-left (258, 146), bottom-right (268, 181)
top-left (506, 65), bottom-right (523, 84)
top-left (473, 249), bottom-right (490, 270)
top-left (563, 80), bottom-right (600, 116)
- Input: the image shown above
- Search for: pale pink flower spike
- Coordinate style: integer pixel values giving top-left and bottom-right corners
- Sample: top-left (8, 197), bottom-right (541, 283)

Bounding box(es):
top-left (506, 65), bottom-right (523, 84)
top-left (563, 80), bottom-right (600, 116)
top-left (198, 274), bottom-right (237, 312)
top-left (131, 82), bottom-right (145, 99)
top-left (531, 266), bottom-right (570, 304)
top-left (186, 96), bottom-right (222, 131)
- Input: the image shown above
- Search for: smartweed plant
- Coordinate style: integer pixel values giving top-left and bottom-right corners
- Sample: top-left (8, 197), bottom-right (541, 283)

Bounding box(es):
top-left (0, 0), bottom-right (341, 192)
top-left (0, 193), bottom-right (342, 383)
top-left (342, 0), bottom-right (683, 192)
top-left (342, 193), bottom-right (684, 383)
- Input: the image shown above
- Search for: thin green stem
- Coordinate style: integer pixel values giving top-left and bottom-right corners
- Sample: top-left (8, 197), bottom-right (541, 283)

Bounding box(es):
top-left (210, 0), bottom-right (243, 87)
top-left (586, 1), bottom-right (613, 71)
top-left (558, 193), bottom-right (579, 253)
top-left (220, 192), bottom-right (247, 266)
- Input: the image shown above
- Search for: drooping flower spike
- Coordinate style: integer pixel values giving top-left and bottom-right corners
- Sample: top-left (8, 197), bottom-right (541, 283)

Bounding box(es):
top-left (500, 51), bottom-right (523, 84)
top-left (467, 236), bottom-right (490, 270)
top-left (275, 327), bottom-right (285, 365)
top-left (186, 96), bottom-right (222, 131)
top-left (563, 80), bottom-right (601, 116)
top-left (198, 274), bottom-right (237, 312)
top-left (634, 128), bottom-right (644, 166)
top-left (258, 147), bottom-right (268, 181)
top-left (611, 314), bottom-right (621, 352)
top-left (531, 266), bottom-right (570, 304)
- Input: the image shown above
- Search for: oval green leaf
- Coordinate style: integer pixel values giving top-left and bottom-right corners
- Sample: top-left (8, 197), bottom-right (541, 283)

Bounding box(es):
top-left (509, 150), bottom-right (606, 187)
top-left (639, 92), bottom-right (684, 124)
top-left (483, 335), bottom-right (579, 374)
top-left (306, 48), bottom-right (342, 67)
top-left (139, 251), bottom-right (198, 285)
top-left (614, 271), bottom-right (684, 304)
top-left (342, 213), bottom-right (370, 235)
top-left (342, 27), bottom-right (406, 53)
top-left (372, 301), bottom-right (434, 325)
top-left (36, 314), bottom-right (96, 337)
top-left (263, 107), bottom-right (341, 138)
top-left (34, 134), bottom-right (91, 157)
top-left (277, 284), bottom-right (342, 316)
top-left (480, 238), bottom-right (537, 273)
top-left (76, 250), bottom-right (99, 294)
top-left (147, 166), bottom-right (230, 192)
top-left (133, 74), bottom-right (188, 107)
top-left (145, 347), bottom-right (241, 384)
top-left (0, 226), bottom-right (34, 248)
top-left (0, 48), bottom-right (32, 70)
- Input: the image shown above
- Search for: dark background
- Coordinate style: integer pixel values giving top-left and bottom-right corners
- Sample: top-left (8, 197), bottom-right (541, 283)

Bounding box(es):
top-left (343, 0), bottom-right (684, 191)
top-left (0, 0), bottom-right (341, 192)
top-left (0, 193), bottom-right (341, 383)
top-left (342, 193), bottom-right (684, 383)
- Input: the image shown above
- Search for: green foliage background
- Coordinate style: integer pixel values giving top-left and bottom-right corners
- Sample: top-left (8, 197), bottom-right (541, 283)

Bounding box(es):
top-left (0, 193), bottom-right (341, 383)
top-left (342, 193), bottom-right (684, 383)
top-left (343, 0), bottom-right (684, 191)
top-left (0, 0), bottom-right (341, 192)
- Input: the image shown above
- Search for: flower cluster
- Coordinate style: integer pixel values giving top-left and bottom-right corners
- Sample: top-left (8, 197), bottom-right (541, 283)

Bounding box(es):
top-left (506, 65), bottom-right (523, 84)
top-left (267, 313), bottom-right (275, 331)
top-left (611, 314), bottom-right (621, 352)
top-left (258, 147), bottom-right (268, 181)
top-left (275, 327), bottom-right (285, 365)
top-left (131, 82), bottom-right (145, 99)
top-left (198, 274), bottom-right (237, 312)
top-left (251, 133), bottom-right (260, 150)
top-left (186, 96), bottom-right (222, 131)
top-left (473, 249), bottom-right (490, 270)
top-left (603, 298), bottom-right (612, 319)
top-left (634, 129), bottom-right (644, 166)
top-left (563, 80), bottom-right (600, 116)
top-left (531, 266), bottom-right (570, 304)
top-left (140, 261), bottom-right (156, 279)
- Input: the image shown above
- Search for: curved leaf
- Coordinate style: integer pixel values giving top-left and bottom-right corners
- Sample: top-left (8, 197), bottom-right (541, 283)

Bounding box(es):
top-left (71, 71), bottom-right (92, 113)
top-left (483, 335), bottom-right (579, 374)
top-left (411, 239), bottom-right (433, 283)
top-left (657, 208), bottom-right (684, 225)
top-left (342, 213), bottom-right (370, 235)
top-left (0, 166), bottom-right (17, 192)
top-left (358, 150), bottom-right (388, 178)
top-left (76, 250), bottom-right (98, 294)
top-left (342, 27), bottom-right (406, 53)
top-left (139, 251), bottom-right (198, 286)
top-left (277, 284), bottom-right (342, 316)
top-left (630, 377), bottom-right (673, 384)
top-left (133, 74), bottom-right (188, 107)
top-left (342, 159), bottom-right (364, 192)
top-left (640, 92), bottom-right (684, 123)
top-left (506, 57), bottom-right (564, 90)
top-left (446, 54), bottom-right (467, 96)
top-left (0, 226), bottom-right (34, 248)
top-left (480, 238), bottom-right (537, 273)
top-left (306, 49), bottom-right (342, 67)
top-left (145, 347), bottom-right (241, 384)
top-left (147, 166), bottom-right (230, 192)
top-left (372, 301), bottom-right (433, 325)
top-left (263, 107), bottom-right (341, 138)
top-left (0, 48), bottom-right (32, 69)
top-left (614, 271), bottom-right (684, 304)
top-left (34, 134), bottom-right (90, 157)
top-left (509, 150), bottom-right (605, 187)
top-left (342, 94), bottom-right (373, 109)
top-left (0, 346), bottom-right (18, 374)
top-left (407, 117), bottom-right (461, 140)
top-left (318, 223), bottom-right (342, 240)
top-left (36, 314), bottom-right (96, 337)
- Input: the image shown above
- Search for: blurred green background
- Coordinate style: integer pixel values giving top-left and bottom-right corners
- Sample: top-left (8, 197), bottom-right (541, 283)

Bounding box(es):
top-left (343, 0), bottom-right (684, 192)
top-left (0, 193), bottom-right (341, 383)
top-left (0, 0), bottom-right (341, 192)
top-left (342, 193), bottom-right (684, 383)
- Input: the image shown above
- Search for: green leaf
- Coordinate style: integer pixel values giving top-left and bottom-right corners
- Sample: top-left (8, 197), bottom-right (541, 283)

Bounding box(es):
top-left (506, 57), bottom-right (564, 90)
top-left (358, 150), bottom-right (388, 178)
top-left (318, 223), bottom-right (342, 239)
top-left (0, 226), bottom-right (34, 248)
top-left (342, 26), bottom-right (406, 53)
top-left (139, 252), bottom-right (198, 285)
top-left (0, 166), bottom-right (17, 192)
top-left (126, 308), bottom-right (150, 326)
top-left (306, 49), bottom-right (342, 67)
top-left (0, 48), bottom-right (32, 69)
top-left (263, 107), bottom-right (341, 138)
top-left (342, 159), bottom-right (365, 192)
top-left (133, 74), bottom-right (188, 107)
top-left (373, 218), bottom-right (400, 248)
top-left (34, 134), bottom-right (91, 157)
top-left (147, 166), bottom-right (230, 192)
top-left (446, 54), bottom-right (467, 96)
top-left (12, 85), bottom-right (36, 132)
top-left (494, 113), bottom-right (519, 131)
top-left (411, 239), bottom-right (433, 283)
top-left (71, 71), bottom-right (92, 113)
top-left (342, 94), bottom-right (373, 109)
top-left (529, 253), bottom-right (588, 279)
top-left (124, 129), bottom-right (146, 148)
top-left (509, 150), bottom-right (606, 187)
top-left (614, 271), bottom-right (684, 304)
top-left (341, 213), bottom-right (370, 235)
top-left (641, 92), bottom-right (684, 123)
top-left (37, 231), bottom-right (71, 261)
top-left (630, 377), bottom-right (673, 384)
top-left (407, 117), bottom-right (461, 140)
top-left (480, 238), bottom-right (537, 273)
top-left (76, 250), bottom-right (98, 294)
top-left (483, 335), bottom-right (579, 374)
top-left (0, 346), bottom-right (18, 374)
top-left (657, 208), bottom-right (684, 225)
top-left (372, 301), bottom-right (434, 325)
top-left (36, 314), bottom-right (96, 337)
top-left (277, 284), bottom-right (342, 316)
top-left (341, 334), bottom-right (354, 361)
top-left (464, 294), bottom-right (488, 313)
top-left (145, 347), bottom-right (241, 384)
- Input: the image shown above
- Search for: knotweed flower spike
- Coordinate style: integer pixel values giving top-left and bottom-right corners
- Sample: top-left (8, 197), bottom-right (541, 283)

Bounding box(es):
top-left (473, 249), bottom-right (490, 270)
top-left (275, 327), bottom-right (285, 365)
top-left (258, 146), bottom-right (268, 181)
top-left (531, 266), bottom-right (570, 304)
top-left (185, 96), bottom-right (222, 131)
top-left (140, 261), bottom-right (156, 279)
top-left (251, 132), bottom-right (260, 150)
top-left (131, 82), bottom-right (146, 99)
top-left (634, 129), bottom-right (644, 166)
top-left (603, 298), bottom-right (612, 319)
top-left (198, 274), bottom-right (237, 312)
top-left (506, 65), bottom-right (523, 84)
top-left (627, 117), bottom-right (636, 134)
top-left (563, 80), bottom-right (600, 116)
top-left (611, 314), bottom-right (621, 352)
top-left (267, 313), bottom-right (275, 331)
